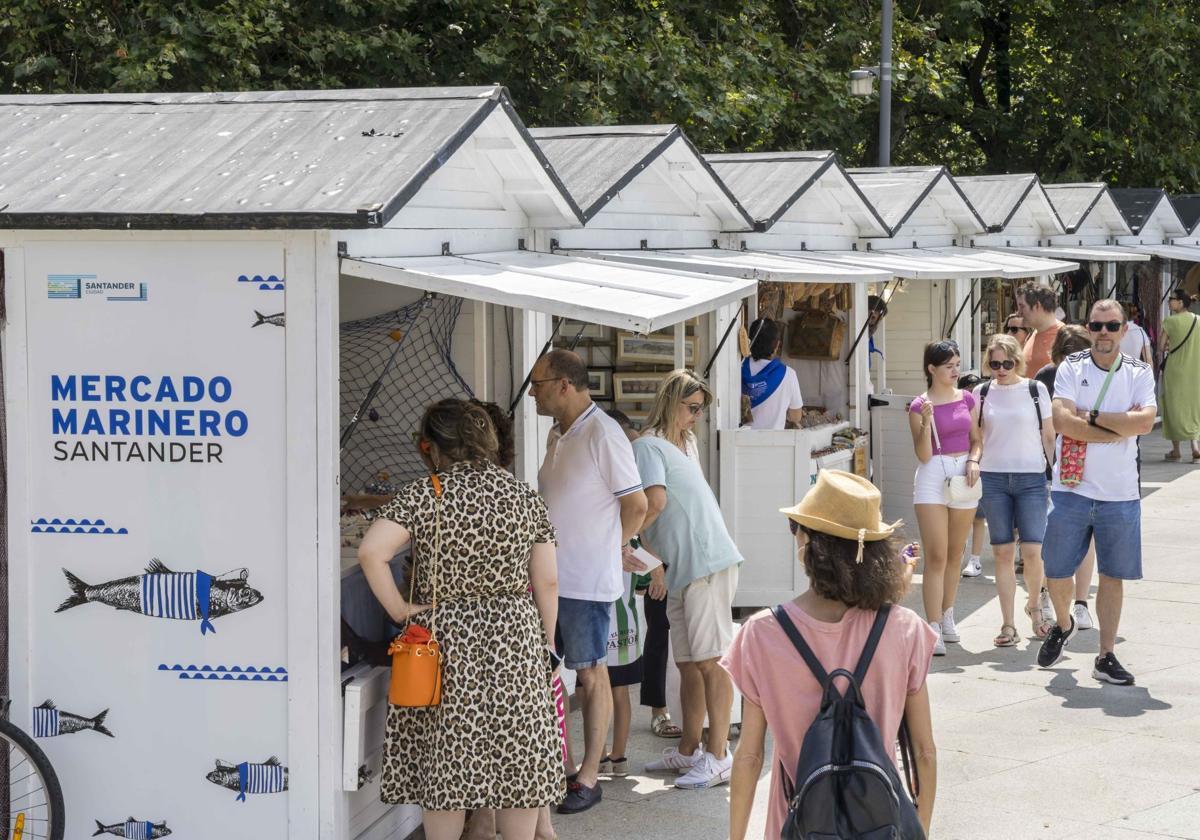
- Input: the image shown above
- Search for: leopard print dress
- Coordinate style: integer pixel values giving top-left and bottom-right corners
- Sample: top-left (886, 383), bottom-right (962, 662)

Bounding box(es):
top-left (376, 459), bottom-right (565, 811)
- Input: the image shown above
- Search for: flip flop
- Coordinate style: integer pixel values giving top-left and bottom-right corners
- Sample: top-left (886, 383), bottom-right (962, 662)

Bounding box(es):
top-left (994, 624), bottom-right (1019, 647)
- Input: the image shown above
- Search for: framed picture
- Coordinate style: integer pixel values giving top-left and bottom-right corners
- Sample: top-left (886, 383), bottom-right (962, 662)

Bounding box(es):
top-left (587, 368), bottom-right (612, 400)
top-left (613, 371), bottom-right (667, 401)
top-left (563, 320), bottom-right (609, 341)
top-left (616, 331), bottom-right (695, 366)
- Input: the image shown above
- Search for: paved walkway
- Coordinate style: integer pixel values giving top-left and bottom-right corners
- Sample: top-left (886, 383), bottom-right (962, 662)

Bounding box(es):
top-left (553, 433), bottom-right (1200, 839)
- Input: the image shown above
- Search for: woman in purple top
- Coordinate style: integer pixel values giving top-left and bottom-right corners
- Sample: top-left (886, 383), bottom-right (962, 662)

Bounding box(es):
top-left (908, 340), bottom-right (982, 656)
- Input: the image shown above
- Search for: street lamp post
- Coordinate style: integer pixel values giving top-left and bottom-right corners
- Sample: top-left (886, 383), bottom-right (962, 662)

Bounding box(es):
top-left (878, 0), bottom-right (893, 166)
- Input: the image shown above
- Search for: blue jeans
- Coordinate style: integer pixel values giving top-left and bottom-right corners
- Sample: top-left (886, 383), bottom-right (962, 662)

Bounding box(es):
top-left (555, 597), bottom-right (610, 670)
top-left (1042, 491), bottom-right (1143, 581)
top-left (980, 471), bottom-right (1049, 545)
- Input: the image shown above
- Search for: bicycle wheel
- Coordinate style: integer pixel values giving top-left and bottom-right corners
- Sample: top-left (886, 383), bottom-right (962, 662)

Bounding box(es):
top-left (0, 717), bottom-right (64, 840)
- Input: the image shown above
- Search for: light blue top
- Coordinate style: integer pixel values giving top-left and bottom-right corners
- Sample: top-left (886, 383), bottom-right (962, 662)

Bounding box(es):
top-left (632, 436), bottom-right (743, 591)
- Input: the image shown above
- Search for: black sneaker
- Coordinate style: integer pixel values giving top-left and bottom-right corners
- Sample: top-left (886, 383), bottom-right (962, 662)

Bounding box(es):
top-left (1037, 617), bottom-right (1076, 668)
top-left (1093, 652), bottom-right (1135, 686)
top-left (557, 780), bottom-right (602, 814)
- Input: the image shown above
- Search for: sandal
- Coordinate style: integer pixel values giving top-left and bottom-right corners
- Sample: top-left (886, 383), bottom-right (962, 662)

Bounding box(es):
top-left (1025, 603), bottom-right (1052, 639)
top-left (651, 713), bottom-right (682, 738)
top-left (1165, 452), bottom-right (1182, 461)
top-left (994, 624), bottom-right (1019, 647)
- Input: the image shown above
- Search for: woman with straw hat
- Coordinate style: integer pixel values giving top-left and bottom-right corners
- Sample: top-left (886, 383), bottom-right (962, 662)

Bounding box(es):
top-left (722, 470), bottom-right (938, 840)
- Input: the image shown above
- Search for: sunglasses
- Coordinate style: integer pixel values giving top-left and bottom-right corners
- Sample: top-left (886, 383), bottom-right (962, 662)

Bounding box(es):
top-left (681, 402), bottom-right (705, 416)
top-left (988, 359), bottom-right (1016, 371)
top-left (1004, 325), bottom-right (1025, 335)
top-left (932, 340), bottom-right (960, 351)
top-left (789, 520), bottom-right (800, 536)
top-left (1087, 320), bottom-right (1123, 333)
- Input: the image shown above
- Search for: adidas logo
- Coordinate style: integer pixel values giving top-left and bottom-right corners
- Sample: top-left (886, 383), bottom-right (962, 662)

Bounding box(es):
top-left (1081, 379), bottom-right (1089, 386)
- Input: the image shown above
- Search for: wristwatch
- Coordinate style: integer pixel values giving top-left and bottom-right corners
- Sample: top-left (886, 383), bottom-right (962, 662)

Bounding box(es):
top-left (1088, 409), bottom-right (1099, 426)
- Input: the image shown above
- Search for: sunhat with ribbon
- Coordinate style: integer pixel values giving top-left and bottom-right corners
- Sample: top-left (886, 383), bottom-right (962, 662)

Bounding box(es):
top-left (780, 469), bottom-right (902, 563)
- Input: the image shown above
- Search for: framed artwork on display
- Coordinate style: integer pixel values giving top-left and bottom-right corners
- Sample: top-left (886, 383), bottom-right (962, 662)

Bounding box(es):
top-left (587, 368), bottom-right (612, 400)
top-left (613, 371), bottom-right (667, 401)
top-left (616, 331), bottom-right (695, 366)
top-left (564, 321), bottom-right (609, 341)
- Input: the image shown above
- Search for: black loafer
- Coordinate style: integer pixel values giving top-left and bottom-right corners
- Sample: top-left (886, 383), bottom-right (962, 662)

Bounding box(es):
top-left (557, 780), bottom-right (602, 814)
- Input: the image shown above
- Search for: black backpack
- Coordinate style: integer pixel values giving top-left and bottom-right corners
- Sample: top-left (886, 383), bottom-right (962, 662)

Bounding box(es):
top-left (773, 604), bottom-right (925, 840)
top-left (977, 379), bottom-right (1053, 481)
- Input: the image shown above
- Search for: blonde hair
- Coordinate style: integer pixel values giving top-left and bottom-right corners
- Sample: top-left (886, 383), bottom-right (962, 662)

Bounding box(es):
top-left (644, 369), bottom-right (713, 446)
top-left (420, 399), bottom-right (499, 466)
top-left (986, 333), bottom-right (1026, 376)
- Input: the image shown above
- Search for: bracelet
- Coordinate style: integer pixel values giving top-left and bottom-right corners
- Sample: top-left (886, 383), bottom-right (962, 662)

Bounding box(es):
top-left (966, 459), bottom-right (979, 464)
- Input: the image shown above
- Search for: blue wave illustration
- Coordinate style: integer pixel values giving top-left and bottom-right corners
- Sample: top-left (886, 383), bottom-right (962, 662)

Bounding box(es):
top-left (237, 274), bottom-right (285, 291)
top-left (32, 517), bottom-right (127, 535)
top-left (157, 663), bottom-right (288, 682)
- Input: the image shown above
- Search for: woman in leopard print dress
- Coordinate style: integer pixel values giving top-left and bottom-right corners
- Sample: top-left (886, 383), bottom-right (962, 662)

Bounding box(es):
top-left (359, 399), bottom-right (564, 840)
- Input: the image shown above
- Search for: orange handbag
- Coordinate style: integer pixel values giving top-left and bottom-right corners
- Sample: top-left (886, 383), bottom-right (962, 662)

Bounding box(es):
top-left (388, 474), bottom-right (444, 707)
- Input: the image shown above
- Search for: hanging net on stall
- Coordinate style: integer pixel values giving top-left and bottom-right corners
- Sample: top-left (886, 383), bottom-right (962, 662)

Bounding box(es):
top-left (339, 296), bottom-right (473, 495)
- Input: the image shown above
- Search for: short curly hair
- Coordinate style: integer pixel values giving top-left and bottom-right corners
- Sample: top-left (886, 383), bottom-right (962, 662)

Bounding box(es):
top-left (799, 526), bottom-right (908, 610)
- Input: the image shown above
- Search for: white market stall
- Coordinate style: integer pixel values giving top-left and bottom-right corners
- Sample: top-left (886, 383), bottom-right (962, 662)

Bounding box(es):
top-left (1109, 188), bottom-right (1191, 325)
top-left (0, 86), bottom-right (762, 840)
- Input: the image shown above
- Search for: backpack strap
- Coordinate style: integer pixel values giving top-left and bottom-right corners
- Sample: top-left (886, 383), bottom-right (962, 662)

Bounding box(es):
top-left (1028, 379), bottom-right (1043, 430)
top-left (772, 605), bottom-right (829, 684)
top-left (852, 604), bottom-right (892, 684)
top-left (976, 380), bottom-right (990, 427)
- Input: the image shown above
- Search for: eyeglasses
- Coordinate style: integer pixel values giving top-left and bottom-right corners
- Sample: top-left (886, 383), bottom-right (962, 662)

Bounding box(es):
top-left (932, 340), bottom-right (960, 351)
top-left (529, 376), bottom-right (564, 389)
top-left (988, 359), bottom-right (1016, 371)
top-left (681, 402), bottom-right (705, 416)
top-left (1004, 326), bottom-right (1024, 335)
top-left (1087, 320), bottom-right (1123, 333)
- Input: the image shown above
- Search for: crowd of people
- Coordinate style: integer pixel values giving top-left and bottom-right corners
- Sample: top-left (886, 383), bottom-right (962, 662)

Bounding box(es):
top-left (347, 279), bottom-right (1196, 839)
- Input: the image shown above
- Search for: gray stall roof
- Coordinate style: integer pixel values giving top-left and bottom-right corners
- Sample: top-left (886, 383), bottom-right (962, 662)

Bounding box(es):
top-left (1170, 194), bottom-right (1200, 234)
top-left (845, 166), bottom-right (986, 235)
top-left (1110, 188), bottom-right (1176, 235)
top-left (528, 125), bottom-right (750, 225)
top-left (955, 174), bottom-right (1064, 233)
top-left (0, 86), bottom-right (580, 230)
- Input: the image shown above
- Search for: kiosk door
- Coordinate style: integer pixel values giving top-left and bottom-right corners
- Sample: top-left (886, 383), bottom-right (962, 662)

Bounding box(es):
top-left (870, 393), bottom-right (920, 538)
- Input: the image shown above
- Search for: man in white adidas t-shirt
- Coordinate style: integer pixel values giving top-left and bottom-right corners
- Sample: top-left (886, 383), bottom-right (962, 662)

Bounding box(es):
top-left (741, 318), bottom-right (804, 429)
top-left (1037, 300), bottom-right (1157, 686)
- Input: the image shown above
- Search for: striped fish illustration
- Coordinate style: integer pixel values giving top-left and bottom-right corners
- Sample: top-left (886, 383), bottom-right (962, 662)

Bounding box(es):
top-left (32, 699), bottom-right (114, 738)
top-left (206, 757), bottom-right (289, 801)
top-left (92, 818), bottom-right (171, 838)
top-left (56, 561), bottom-right (263, 635)
top-left (252, 310), bottom-right (285, 328)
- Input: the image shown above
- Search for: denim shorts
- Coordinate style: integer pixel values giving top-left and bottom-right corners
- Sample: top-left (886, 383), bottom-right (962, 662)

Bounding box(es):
top-left (555, 597), bottom-right (610, 670)
top-left (1042, 491), bottom-right (1143, 581)
top-left (980, 471), bottom-right (1049, 545)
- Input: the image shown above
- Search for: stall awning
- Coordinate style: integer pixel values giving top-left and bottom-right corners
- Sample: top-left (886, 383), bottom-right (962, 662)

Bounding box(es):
top-left (341, 250), bottom-right (756, 334)
top-left (567, 247), bottom-right (892, 284)
top-left (988, 245), bottom-right (1150, 263)
top-left (1117, 242), bottom-right (1200, 262)
top-left (777, 246), bottom-right (1077, 281)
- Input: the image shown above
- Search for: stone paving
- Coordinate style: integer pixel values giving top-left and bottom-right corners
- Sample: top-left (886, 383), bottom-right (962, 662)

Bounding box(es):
top-left (552, 433), bottom-right (1200, 839)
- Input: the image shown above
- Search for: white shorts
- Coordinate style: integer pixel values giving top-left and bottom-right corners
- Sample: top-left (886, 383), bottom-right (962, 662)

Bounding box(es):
top-left (913, 454), bottom-right (976, 509)
top-left (666, 564), bottom-right (739, 663)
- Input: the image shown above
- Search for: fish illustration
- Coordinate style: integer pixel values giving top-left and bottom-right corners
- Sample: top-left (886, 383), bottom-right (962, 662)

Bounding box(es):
top-left (32, 700), bottom-right (114, 738)
top-left (206, 757), bottom-right (289, 801)
top-left (252, 310), bottom-right (285, 328)
top-left (93, 817), bottom-right (171, 838)
top-left (56, 561), bottom-right (264, 635)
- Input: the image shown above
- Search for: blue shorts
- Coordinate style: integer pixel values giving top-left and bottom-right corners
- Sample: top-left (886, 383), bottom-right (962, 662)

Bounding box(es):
top-left (980, 471), bottom-right (1049, 545)
top-left (555, 597), bottom-right (610, 670)
top-left (1042, 491), bottom-right (1142, 581)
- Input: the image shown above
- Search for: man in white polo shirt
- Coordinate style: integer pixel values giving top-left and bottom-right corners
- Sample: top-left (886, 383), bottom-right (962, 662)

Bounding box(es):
top-left (532, 349), bottom-right (648, 814)
top-left (741, 318), bottom-right (804, 429)
top-left (1038, 299), bottom-right (1156, 685)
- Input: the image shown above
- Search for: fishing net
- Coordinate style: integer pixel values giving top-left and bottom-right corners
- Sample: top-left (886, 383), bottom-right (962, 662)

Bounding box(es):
top-left (339, 295), bottom-right (473, 495)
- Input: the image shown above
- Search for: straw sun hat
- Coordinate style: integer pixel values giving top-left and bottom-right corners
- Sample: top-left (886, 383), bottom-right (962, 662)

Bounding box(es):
top-left (779, 470), bottom-right (902, 563)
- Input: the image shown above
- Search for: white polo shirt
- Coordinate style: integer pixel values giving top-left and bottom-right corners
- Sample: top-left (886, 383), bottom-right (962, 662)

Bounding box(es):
top-left (745, 359), bottom-right (804, 430)
top-left (1051, 351), bottom-right (1156, 502)
top-left (539, 404), bottom-right (643, 602)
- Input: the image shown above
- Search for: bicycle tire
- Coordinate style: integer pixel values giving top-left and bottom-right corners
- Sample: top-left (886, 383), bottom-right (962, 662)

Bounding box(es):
top-left (0, 716), bottom-right (65, 840)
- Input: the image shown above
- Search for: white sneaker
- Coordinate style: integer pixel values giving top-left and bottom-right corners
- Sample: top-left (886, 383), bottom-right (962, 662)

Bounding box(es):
top-left (930, 621), bottom-right (946, 656)
top-left (941, 607), bottom-right (960, 643)
top-left (1040, 587), bottom-right (1052, 615)
top-left (1073, 602), bottom-right (1094, 630)
top-left (962, 555), bottom-right (983, 577)
top-left (674, 750), bottom-right (733, 789)
top-left (645, 746), bottom-right (702, 774)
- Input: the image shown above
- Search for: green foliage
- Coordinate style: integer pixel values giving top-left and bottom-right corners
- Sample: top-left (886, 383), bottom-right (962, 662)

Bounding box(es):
top-left (3, 0), bottom-right (1200, 186)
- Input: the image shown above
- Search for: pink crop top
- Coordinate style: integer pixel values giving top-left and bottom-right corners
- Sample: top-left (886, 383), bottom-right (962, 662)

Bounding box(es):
top-left (909, 392), bottom-right (975, 454)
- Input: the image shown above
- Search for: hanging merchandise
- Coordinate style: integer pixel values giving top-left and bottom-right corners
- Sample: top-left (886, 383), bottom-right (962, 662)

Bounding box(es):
top-left (787, 308), bottom-right (847, 360)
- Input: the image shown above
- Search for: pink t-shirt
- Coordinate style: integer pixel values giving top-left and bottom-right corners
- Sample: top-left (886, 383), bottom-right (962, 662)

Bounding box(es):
top-left (720, 601), bottom-right (936, 840)
top-left (909, 391), bottom-right (976, 454)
